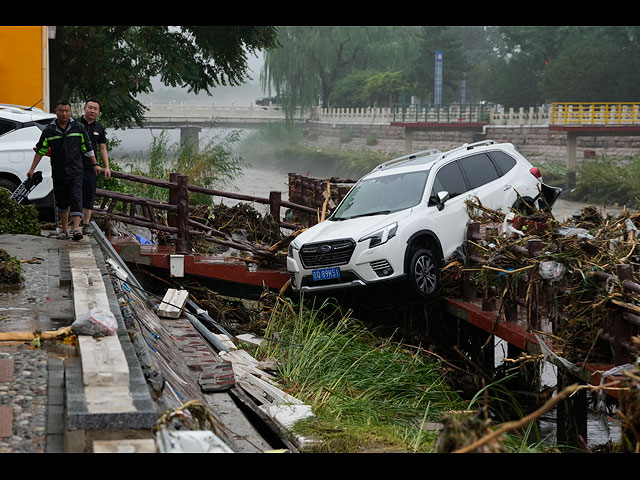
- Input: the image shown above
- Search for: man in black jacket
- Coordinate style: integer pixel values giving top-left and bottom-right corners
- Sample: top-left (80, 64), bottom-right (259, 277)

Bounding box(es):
top-left (27, 99), bottom-right (99, 241)
top-left (78, 98), bottom-right (110, 235)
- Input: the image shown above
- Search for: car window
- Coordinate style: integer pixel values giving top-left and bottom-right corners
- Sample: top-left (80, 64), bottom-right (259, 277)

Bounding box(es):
top-left (488, 150), bottom-right (517, 176)
top-left (458, 153), bottom-right (500, 189)
top-left (0, 119), bottom-right (16, 136)
top-left (430, 161), bottom-right (467, 202)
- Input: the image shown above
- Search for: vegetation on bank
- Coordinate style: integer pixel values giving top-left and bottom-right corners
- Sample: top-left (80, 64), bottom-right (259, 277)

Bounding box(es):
top-left (101, 128), bottom-right (245, 206)
top-left (256, 297), bottom-right (465, 452)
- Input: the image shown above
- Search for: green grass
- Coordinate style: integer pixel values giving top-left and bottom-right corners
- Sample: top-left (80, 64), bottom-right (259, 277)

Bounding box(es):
top-left (256, 297), bottom-right (465, 452)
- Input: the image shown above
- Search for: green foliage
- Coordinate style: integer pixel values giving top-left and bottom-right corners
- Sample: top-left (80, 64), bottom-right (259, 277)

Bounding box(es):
top-left (0, 249), bottom-right (23, 285)
top-left (55, 26), bottom-right (279, 127)
top-left (258, 298), bottom-right (464, 452)
top-left (105, 128), bottom-right (245, 205)
top-left (569, 156), bottom-right (640, 206)
top-left (263, 26), bottom-right (421, 111)
top-left (0, 188), bottom-right (41, 236)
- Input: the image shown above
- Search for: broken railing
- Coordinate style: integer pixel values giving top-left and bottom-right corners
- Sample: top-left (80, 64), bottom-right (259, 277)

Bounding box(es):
top-left (464, 221), bottom-right (640, 368)
top-left (93, 171), bottom-right (318, 254)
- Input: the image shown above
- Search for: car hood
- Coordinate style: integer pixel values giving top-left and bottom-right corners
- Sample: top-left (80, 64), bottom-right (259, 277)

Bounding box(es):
top-left (293, 209), bottom-right (412, 247)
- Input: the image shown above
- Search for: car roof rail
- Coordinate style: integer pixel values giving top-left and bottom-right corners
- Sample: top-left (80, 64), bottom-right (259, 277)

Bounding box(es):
top-left (372, 148), bottom-right (441, 172)
top-left (439, 140), bottom-right (496, 159)
top-left (0, 103), bottom-right (45, 113)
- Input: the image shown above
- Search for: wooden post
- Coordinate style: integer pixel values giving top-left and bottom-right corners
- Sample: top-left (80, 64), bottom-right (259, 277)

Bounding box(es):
top-left (168, 172), bottom-right (178, 228)
top-left (269, 191), bottom-right (281, 224)
top-left (556, 369), bottom-right (587, 450)
top-left (175, 174), bottom-right (189, 254)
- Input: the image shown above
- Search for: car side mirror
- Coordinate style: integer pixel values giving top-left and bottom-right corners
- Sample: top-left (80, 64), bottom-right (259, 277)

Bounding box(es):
top-left (436, 191), bottom-right (449, 211)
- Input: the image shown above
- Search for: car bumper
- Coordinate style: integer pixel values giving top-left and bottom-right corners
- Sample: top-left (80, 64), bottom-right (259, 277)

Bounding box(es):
top-left (287, 246), bottom-right (405, 293)
top-left (540, 182), bottom-right (563, 208)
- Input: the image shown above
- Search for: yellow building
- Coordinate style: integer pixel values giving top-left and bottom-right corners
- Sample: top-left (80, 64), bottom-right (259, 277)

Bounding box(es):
top-left (0, 26), bottom-right (50, 112)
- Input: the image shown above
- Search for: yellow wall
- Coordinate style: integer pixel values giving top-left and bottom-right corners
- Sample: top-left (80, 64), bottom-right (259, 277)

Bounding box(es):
top-left (0, 26), bottom-right (48, 111)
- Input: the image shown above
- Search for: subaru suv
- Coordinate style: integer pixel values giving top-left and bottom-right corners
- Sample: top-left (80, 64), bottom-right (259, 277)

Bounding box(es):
top-left (0, 104), bottom-right (55, 208)
top-left (287, 140), bottom-right (561, 298)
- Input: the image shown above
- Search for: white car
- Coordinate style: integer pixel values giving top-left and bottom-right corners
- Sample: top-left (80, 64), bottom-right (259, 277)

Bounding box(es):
top-left (0, 104), bottom-right (55, 208)
top-left (287, 140), bottom-right (562, 298)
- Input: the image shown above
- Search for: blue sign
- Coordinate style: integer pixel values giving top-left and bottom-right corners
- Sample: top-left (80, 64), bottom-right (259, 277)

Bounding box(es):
top-left (434, 51), bottom-right (443, 107)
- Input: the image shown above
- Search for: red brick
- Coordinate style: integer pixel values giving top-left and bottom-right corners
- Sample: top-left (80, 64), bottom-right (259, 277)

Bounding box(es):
top-left (0, 406), bottom-right (13, 438)
top-left (0, 359), bottom-right (13, 383)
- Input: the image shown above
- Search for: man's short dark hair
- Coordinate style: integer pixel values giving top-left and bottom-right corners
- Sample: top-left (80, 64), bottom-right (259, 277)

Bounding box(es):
top-left (85, 98), bottom-right (100, 106)
top-left (55, 99), bottom-right (71, 108)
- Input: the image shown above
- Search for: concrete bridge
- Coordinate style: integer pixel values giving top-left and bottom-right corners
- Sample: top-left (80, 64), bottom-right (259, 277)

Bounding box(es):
top-left (141, 102), bottom-right (640, 180)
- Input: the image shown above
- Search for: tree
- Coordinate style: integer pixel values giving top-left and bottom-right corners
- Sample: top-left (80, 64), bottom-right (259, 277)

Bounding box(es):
top-left (262, 26), bottom-right (421, 112)
top-left (49, 26), bottom-right (279, 127)
top-left (407, 26), bottom-right (467, 105)
top-left (540, 29), bottom-right (640, 102)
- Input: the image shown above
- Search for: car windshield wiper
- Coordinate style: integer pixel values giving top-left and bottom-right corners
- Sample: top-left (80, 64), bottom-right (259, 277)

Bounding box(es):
top-left (340, 210), bottom-right (392, 220)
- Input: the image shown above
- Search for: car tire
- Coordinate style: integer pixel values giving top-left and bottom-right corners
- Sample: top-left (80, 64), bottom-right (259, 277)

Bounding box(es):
top-left (512, 197), bottom-right (536, 216)
top-left (0, 178), bottom-right (18, 193)
top-left (408, 248), bottom-right (440, 298)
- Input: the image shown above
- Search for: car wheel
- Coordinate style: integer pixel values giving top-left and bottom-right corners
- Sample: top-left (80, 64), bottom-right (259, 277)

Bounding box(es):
top-left (408, 248), bottom-right (440, 298)
top-left (0, 178), bottom-right (18, 193)
top-left (512, 197), bottom-right (535, 216)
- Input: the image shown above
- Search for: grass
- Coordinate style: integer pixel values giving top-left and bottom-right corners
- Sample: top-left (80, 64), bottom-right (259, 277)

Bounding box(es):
top-left (104, 127), bottom-right (245, 205)
top-left (256, 296), bottom-right (465, 453)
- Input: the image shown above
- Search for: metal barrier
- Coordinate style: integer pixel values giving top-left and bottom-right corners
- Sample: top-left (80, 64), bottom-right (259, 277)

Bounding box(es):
top-left (551, 102), bottom-right (640, 126)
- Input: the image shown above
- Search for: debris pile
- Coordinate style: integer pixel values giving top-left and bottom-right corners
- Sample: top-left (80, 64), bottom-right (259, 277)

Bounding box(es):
top-left (0, 248), bottom-right (23, 285)
top-left (192, 203), bottom-right (282, 246)
top-left (0, 187), bottom-right (40, 236)
top-left (443, 198), bottom-right (640, 366)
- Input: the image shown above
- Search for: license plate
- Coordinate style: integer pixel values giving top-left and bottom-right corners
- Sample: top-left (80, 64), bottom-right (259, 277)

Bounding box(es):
top-left (312, 266), bottom-right (341, 281)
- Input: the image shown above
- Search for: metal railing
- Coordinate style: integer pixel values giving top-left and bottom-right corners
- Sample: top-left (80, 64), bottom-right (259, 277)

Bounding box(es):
top-left (392, 104), bottom-right (493, 123)
top-left (551, 102), bottom-right (640, 126)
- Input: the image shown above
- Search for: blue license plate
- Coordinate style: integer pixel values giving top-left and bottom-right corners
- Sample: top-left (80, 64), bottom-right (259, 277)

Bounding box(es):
top-left (312, 266), bottom-right (341, 281)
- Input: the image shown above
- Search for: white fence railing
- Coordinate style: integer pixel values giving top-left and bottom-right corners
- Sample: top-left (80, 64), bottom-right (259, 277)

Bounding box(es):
top-left (143, 102), bottom-right (556, 126)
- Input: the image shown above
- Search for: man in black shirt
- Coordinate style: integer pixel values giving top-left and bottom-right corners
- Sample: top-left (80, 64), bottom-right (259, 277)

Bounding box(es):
top-left (78, 98), bottom-right (111, 235)
top-left (28, 99), bottom-right (99, 241)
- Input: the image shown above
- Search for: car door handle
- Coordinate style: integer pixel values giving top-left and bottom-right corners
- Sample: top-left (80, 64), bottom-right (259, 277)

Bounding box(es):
top-left (503, 184), bottom-right (512, 191)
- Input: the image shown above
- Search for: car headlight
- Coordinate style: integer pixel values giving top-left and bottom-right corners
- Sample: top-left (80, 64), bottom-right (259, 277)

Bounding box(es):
top-left (359, 222), bottom-right (398, 248)
top-left (288, 242), bottom-right (299, 258)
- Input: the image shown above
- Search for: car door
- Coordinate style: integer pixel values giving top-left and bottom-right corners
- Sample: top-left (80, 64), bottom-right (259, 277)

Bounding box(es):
top-left (427, 159), bottom-right (474, 258)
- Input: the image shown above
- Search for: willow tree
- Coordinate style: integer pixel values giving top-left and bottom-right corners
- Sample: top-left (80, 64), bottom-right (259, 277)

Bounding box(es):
top-left (49, 26), bottom-right (279, 127)
top-left (261, 26), bottom-right (421, 113)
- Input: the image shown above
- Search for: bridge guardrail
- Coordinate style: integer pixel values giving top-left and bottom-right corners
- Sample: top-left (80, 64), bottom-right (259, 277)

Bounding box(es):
top-left (551, 102), bottom-right (640, 126)
top-left (142, 102), bottom-right (640, 127)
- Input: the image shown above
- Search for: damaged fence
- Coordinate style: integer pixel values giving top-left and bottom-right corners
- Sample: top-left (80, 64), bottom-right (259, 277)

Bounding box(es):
top-left (457, 201), bottom-right (640, 373)
top-left (92, 170), bottom-right (320, 254)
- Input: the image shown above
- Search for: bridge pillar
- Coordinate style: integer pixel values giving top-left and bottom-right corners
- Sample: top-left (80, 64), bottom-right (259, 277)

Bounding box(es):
top-left (404, 128), bottom-right (414, 154)
top-left (566, 132), bottom-right (577, 189)
top-left (180, 126), bottom-right (201, 152)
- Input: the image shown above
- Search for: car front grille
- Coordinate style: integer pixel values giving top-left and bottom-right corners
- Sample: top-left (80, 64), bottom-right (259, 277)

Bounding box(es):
top-left (299, 239), bottom-right (356, 268)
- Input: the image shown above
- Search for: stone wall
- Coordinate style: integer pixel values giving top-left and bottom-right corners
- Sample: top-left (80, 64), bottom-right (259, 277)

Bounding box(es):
top-left (304, 122), bottom-right (640, 167)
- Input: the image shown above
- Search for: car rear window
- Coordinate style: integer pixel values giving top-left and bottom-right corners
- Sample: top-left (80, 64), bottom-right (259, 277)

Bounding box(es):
top-left (488, 150), bottom-right (517, 175)
top-left (458, 153), bottom-right (500, 189)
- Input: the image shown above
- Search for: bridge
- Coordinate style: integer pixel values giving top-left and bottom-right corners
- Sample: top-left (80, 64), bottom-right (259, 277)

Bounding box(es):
top-left (141, 102), bottom-right (640, 183)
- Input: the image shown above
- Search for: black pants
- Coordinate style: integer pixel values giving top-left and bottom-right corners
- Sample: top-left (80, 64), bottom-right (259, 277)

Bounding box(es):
top-left (82, 168), bottom-right (98, 210)
top-left (52, 174), bottom-right (83, 217)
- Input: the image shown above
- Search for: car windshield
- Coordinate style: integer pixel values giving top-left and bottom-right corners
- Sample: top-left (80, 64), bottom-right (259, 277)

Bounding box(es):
top-left (331, 170), bottom-right (429, 220)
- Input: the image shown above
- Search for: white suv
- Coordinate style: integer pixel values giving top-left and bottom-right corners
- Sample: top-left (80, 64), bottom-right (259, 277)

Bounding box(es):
top-left (287, 141), bottom-right (562, 298)
top-left (0, 104), bottom-right (55, 208)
